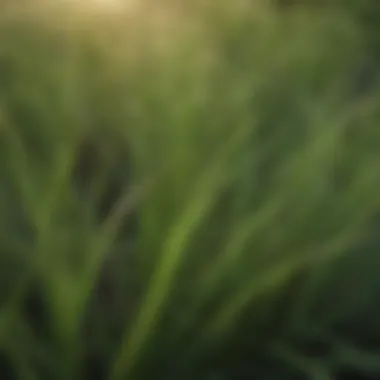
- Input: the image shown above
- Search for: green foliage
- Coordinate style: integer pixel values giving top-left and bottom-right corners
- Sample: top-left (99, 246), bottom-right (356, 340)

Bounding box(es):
top-left (0, 2), bottom-right (379, 380)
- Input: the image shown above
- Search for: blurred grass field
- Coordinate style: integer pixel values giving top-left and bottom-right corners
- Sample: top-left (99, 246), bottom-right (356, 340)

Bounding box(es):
top-left (0, 1), bottom-right (380, 379)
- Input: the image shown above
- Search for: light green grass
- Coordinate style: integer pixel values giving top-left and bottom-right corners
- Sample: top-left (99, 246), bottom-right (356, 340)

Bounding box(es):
top-left (0, 2), bottom-right (379, 380)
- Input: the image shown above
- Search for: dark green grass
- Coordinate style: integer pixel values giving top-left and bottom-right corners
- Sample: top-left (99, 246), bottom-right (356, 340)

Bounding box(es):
top-left (0, 2), bottom-right (380, 380)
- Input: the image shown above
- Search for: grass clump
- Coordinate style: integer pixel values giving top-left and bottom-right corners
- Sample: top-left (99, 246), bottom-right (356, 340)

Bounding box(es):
top-left (0, 1), bottom-right (379, 380)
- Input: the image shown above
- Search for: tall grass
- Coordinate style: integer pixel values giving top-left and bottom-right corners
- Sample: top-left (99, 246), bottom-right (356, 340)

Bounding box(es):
top-left (0, 2), bottom-right (379, 379)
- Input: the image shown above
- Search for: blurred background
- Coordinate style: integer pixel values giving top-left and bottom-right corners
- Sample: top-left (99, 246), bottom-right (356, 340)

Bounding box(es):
top-left (0, 1), bottom-right (379, 379)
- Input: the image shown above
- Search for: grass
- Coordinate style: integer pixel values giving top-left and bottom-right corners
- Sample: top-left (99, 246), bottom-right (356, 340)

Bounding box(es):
top-left (0, 1), bottom-right (380, 379)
